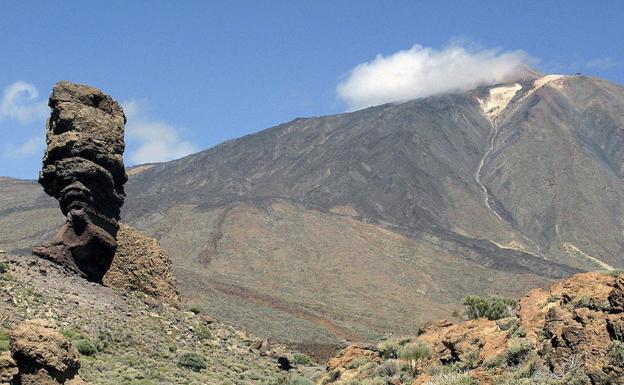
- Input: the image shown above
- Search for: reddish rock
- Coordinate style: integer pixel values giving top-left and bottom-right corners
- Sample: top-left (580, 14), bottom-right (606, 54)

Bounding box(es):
top-left (103, 224), bottom-right (180, 307)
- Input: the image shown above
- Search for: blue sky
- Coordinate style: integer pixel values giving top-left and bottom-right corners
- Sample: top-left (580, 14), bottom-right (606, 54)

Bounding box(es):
top-left (1, 1), bottom-right (622, 179)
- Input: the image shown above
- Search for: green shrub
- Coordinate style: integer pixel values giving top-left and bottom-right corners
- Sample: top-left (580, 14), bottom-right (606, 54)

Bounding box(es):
top-left (94, 330), bottom-right (113, 352)
top-left (424, 372), bottom-right (479, 385)
top-left (497, 318), bottom-right (527, 338)
top-left (74, 339), bottom-right (97, 356)
top-left (399, 342), bottom-right (430, 375)
top-left (547, 294), bottom-right (562, 303)
top-left (483, 354), bottom-right (505, 369)
top-left (378, 338), bottom-right (402, 359)
top-left (60, 328), bottom-right (84, 340)
top-left (292, 352), bottom-right (313, 366)
top-left (604, 270), bottom-right (624, 277)
top-left (345, 356), bottom-right (369, 369)
top-left (322, 369), bottom-right (341, 384)
top-left (177, 352), bottom-right (207, 372)
top-left (0, 262), bottom-right (8, 274)
top-left (344, 379), bottom-right (386, 385)
top-left (187, 306), bottom-right (202, 315)
top-left (398, 342), bottom-right (430, 361)
top-left (463, 296), bottom-right (517, 320)
top-left (377, 360), bottom-right (398, 376)
top-left (0, 329), bottom-right (9, 351)
top-left (504, 340), bottom-right (532, 367)
top-left (461, 349), bottom-right (482, 370)
top-left (608, 341), bottom-right (624, 365)
top-left (286, 376), bottom-right (314, 385)
top-left (195, 326), bottom-right (211, 340)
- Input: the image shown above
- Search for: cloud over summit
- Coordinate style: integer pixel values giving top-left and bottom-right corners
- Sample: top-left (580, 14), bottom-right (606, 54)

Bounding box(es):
top-left (337, 43), bottom-right (533, 110)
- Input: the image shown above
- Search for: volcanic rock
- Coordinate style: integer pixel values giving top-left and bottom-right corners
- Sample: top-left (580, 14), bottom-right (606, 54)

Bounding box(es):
top-left (9, 319), bottom-right (85, 385)
top-left (322, 272), bottom-right (624, 385)
top-left (103, 223), bottom-right (181, 307)
top-left (33, 81), bottom-right (127, 282)
top-left (0, 351), bottom-right (18, 383)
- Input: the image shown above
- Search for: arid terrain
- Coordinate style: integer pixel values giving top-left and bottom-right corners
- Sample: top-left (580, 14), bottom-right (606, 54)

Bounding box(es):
top-left (2, 75), bottom-right (624, 349)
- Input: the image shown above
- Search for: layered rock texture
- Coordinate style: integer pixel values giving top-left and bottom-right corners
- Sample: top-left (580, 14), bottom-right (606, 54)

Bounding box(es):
top-left (103, 224), bottom-right (181, 307)
top-left (0, 319), bottom-right (91, 385)
top-left (320, 272), bottom-right (624, 385)
top-left (32, 81), bottom-right (127, 282)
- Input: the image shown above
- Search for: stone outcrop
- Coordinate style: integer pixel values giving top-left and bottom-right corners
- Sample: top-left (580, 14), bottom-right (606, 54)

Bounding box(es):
top-left (33, 81), bottom-right (127, 282)
top-left (0, 320), bottom-right (92, 385)
top-left (103, 224), bottom-right (181, 307)
top-left (320, 272), bottom-right (624, 385)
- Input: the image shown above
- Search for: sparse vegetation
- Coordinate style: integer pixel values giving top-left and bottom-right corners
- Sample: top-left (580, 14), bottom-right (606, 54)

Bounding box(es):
top-left (195, 325), bottom-right (212, 340)
top-left (398, 342), bottom-right (430, 375)
top-left (378, 337), bottom-right (408, 359)
top-left (285, 376), bottom-right (314, 385)
top-left (377, 360), bottom-right (398, 377)
top-left (504, 340), bottom-right (532, 367)
top-left (547, 294), bottom-right (562, 303)
top-left (177, 352), bottom-right (207, 372)
top-left (292, 352), bottom-right (313, 366)
top-left (608, 341), bottom-right (624, 365)
top-left (187, 305), bottom-right (202, 315)
top-left (424, 372), bottom-right (479, 385)
top-left (0, 329), bottom-right (9, 352)
top-left (497, 317), bottom-right (526, 338)
top-left (345, 355), bottom-right (369, 369)
top-left (322, 369), bottom-right (341, 384)
top-left (463, 296), bottom-right (517, 320)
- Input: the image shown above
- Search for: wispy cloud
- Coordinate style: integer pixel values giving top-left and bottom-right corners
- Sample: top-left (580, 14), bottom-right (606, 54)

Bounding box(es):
top-left (0, 81), bottom-right (48, 124)
top-left (2, 136), bottom-right (45, 159)
top-left (123, 99), bottom-right (198, 165)
top-left (337, 42), bottom-right (534, 110)
top-left (585, 58), bottom-right (618, 71)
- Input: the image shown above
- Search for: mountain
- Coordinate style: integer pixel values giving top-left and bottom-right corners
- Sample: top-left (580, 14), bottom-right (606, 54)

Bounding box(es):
top-left (2, 75), bottom-right (623, 349)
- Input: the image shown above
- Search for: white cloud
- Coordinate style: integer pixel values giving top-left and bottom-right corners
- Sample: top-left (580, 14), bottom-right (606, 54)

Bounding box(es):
top-left (123, 99), bottom-right (198, 165)
top-left (585, 58), bottom-right (617, 70)
top-left (0, 81), bottom-right (48, 124)
top-left (2, 136), bottom-right (45, 159)
top-left (337, 42), bottom-right (534, 110)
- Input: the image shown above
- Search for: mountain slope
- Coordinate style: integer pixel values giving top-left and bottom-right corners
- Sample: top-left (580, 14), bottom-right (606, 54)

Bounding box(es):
top-left (2, 75), bottom-right (623, 346)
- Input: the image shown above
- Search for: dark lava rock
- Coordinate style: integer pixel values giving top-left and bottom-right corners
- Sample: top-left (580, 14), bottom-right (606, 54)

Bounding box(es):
top-left (33, 81), bottom-right (127, 282)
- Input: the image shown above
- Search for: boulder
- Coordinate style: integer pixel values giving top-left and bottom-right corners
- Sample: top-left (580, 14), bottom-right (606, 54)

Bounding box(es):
top-left (103, 224), bottom-right (181, 307)
top-left (33, 81), bottom-right (127, 283)
top-left (0, 351), bottom-right (17, 383)
top-left (9, 320), bottom-right (81, 384)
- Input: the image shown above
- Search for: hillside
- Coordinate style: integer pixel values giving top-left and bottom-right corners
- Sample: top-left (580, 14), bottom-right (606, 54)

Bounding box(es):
top-left (0, 253), bottom-right (322, 384)
top-left (2, 75), bottom-right (624, 347)
top-left (317, 270), bottom-right (624, 385)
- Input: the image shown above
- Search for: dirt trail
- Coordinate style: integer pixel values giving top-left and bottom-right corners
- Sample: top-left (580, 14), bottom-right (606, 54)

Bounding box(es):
top-left (210, 282), bottom-right (365, 342)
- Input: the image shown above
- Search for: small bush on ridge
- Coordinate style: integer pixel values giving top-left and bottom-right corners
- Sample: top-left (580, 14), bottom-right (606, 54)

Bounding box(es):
top-left (463, 296), bottom-right (517, 320)
top-left (74, 339), bottom-right (97, 356)
top-left (177, 352), bottom-right (207, 372)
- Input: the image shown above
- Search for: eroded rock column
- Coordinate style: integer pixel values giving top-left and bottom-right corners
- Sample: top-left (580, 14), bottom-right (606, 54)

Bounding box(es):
top-left (33, 81), bottom-right (127, 282)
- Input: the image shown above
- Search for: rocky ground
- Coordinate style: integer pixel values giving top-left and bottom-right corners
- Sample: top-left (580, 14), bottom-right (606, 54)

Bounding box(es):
top-left (0, 254), bottom-right (323, 385)
top-left (317, 271), bottom-right (624, 385)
